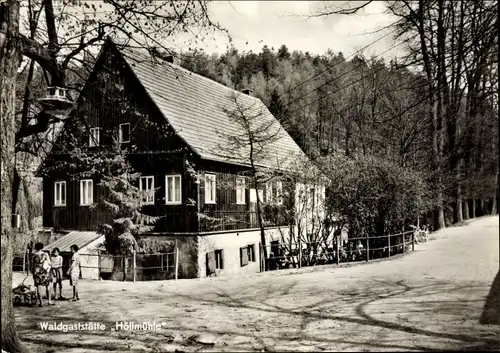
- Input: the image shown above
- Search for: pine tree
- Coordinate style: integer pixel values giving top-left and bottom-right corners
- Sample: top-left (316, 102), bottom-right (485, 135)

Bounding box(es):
top-left (88, 143), bottom-right (160, 256)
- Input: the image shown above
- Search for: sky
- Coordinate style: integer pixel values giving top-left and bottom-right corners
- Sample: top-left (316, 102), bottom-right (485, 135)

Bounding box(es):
top-left (19, 0), bottom-right (404, 67)
top-left (196, 1), bottom-right (404, 60)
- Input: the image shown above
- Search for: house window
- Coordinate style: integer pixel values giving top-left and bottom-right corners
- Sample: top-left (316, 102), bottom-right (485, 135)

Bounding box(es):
top-left (215, 249), bottom-right (224, 269)
top-left (79, 179), bottom-right (94, 205)
top-left (240, 246), bottom-right (249, 267)
top-left (54, 181), bottom-right (66, 206)
top-left (161, 253), bottom-right (175, 272)
top-left (165, 175), bottom-right (182, 205)
top-left (257, 189), bottom-right (264, 202)
top-left (270, 240), bottom-right (280, 258)
top-left (266, 182), bottom-right (273, 203)
top-left (248, 244), bottom-right (256, 262)
top-left (139, 176), bottom-right (154, 205)
top-left (205, 173), bottom-right (216, 204)
top-left (119, 123), bottom-right (130, 143)
top-left (265, 181), bottom-right (283, 204)
top-left (89, 127), bottom-right (100, 147)
top-left (236, 177), bottom-right (245, 204)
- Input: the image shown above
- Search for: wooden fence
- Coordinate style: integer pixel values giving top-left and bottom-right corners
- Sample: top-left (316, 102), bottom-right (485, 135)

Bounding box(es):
top-left (13, 247), bottom-right (180, 282)
top-left (261, 230), bottom-right (423, 271)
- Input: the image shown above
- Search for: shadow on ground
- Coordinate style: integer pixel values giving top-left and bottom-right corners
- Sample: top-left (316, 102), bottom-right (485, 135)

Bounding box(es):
top-left (15, 277), bottom-right (500, 352)
top-left (480, 270), bottom-right (500, 326)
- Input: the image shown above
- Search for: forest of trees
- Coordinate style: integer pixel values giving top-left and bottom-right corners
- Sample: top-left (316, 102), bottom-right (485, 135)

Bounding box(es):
top-left (177, 0), bottom-right (498, 230)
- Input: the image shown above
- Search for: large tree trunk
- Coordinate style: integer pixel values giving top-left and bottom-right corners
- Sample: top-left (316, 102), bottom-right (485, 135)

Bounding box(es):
top-left (449, 0), bottom-right (465, 225)
top-left (463, 199), bottom-right (470, 220)
top-left (1, 2), bottom-right (28, 352)
top-left (479, 199), bottom-right (485, 217)
top-left (433, 0), bottom-right (447, 231)
top-left (432, 96), bottom-right (446, 230)
top-left (249, 140), bottom-right (268, 270)
top-left (434, 196), bottom-right (446, 230)
top-left (256, 189), bottom-right (268, 270)
top-left (455, 184), bottom-right (463, 223)
top-left (490, 146), bottom-right (499, 214)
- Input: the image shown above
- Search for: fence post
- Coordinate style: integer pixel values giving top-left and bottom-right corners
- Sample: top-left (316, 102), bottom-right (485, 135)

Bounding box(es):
top-left (412, 230), bottom-right (415, 252)
top-left (175, 239), bottom-right (179, 281)
top-left (132, 250), bottom-right (136, 282)
top-left (366, 235), bottom-right (369, 262)
top-left (402, 228), bottom-right (406, 254)
top-left (388, 233), bottom-right (391, 257)
top-left (122, 256), bottom-right (126, 282)
top-left (22, 251), bottom-right (26, 274)
top-left (98, 250), bottom-right (101, 281)
top-left (336, 235), bottom-right (340, 265)
top-left (298, 237), bottom-right (302, 268)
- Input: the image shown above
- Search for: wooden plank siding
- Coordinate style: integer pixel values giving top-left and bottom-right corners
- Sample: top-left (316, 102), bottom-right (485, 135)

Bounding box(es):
top-left (130, 154), bottom-right (199, 233)
top-left (43, 161), bottom-right (288, 233)
top-left (43, 163), bottom-right (198, 233)
top-left (197, 160), bottom-right (288, 232)
top-left (43, 176), bottom-right (113, 231)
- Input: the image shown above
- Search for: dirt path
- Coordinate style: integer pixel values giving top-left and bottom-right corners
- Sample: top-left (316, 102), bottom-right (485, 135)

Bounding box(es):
top-left (14, 216), bottom-right (500, 352)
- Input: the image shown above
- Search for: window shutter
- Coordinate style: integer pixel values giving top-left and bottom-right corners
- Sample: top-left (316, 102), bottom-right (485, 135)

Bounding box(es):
top-left (167, 176), bottom-right (173, 202)
top-left (206, 251), bottom-right (216, 275)
top-left (88, 180), bottom-right (93, 204)
top-left (55, 183), bottom-right (60, 204)
top-left (266, 182), bottom-right (272, 203)
top-left (248, 244), bottom-right (255, 262)
top-left (240, 247), bottom-right (249, 266)
top-left (174, 176), bottom-right (181, 202)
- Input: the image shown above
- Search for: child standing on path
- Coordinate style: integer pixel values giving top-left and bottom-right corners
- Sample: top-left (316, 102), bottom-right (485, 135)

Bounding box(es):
top-left (67, 244), bottom-right (81, 301)
top-left (51, 248), bottom-right (64, 300)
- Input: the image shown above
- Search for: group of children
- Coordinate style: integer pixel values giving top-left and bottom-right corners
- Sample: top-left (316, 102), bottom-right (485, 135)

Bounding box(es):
top-left (32, 242), bottom-right (81, 307)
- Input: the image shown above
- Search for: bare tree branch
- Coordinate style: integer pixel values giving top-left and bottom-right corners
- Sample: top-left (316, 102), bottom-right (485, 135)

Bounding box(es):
top-left (309, 1), bottom-right (374, 17)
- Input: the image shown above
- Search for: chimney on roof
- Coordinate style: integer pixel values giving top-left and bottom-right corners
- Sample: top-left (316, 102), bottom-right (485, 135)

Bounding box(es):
top-left (150, 47), bottom-right (181, 65)
top-left (242, 88), bottom-right (253, 96)
top-left (163, 54), bottom-right (181, 66)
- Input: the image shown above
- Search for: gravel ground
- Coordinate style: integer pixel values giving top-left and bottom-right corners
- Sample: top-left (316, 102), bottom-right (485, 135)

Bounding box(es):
top-left (13, 216), bottom-right (500, 352)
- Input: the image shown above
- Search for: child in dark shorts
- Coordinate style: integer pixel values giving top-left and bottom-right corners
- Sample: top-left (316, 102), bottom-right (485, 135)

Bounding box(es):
top-left (51, 248), bottom-right (65, 300)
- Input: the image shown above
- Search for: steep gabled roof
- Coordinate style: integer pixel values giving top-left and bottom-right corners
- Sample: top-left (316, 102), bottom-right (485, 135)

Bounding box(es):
top-left (117, 44), bottom-right (306, 170)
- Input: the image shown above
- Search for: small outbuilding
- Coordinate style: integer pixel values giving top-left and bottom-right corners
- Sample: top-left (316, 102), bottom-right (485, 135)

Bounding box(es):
top-left (44, 231), bottom-right (104, 280)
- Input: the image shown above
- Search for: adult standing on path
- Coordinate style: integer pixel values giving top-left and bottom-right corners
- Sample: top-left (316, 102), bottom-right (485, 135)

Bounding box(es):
top-left (32, 243), bottom-right (54, 307)
top-left (67, 244), bottom-right (81, 301)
